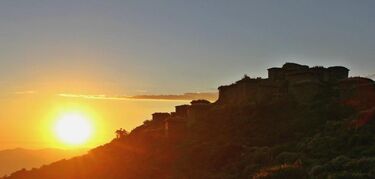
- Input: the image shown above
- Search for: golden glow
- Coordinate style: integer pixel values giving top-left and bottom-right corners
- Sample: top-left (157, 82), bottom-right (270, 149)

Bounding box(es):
top-left (54, 112), bottom-right (93, 145)
top-left (0, 90), bottom-right (184, 149)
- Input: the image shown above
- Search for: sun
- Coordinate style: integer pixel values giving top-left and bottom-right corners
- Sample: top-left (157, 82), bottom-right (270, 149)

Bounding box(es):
top-left (55, 113), bottom-right (93, 145)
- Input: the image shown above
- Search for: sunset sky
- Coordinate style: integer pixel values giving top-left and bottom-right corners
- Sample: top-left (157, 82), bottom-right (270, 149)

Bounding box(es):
top-left (1, 0), bottom-right (375, 149)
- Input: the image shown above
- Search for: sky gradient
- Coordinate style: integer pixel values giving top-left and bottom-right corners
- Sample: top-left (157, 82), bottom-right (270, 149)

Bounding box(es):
top-left (0, 0), bottom-right (375, 149)
top-left (1, 0), bottom-right (375, 95)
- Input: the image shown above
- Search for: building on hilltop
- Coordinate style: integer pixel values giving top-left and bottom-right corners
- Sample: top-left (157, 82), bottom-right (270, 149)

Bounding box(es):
top-left (218, 62), bottom-right (350, 104)
top-left (152, 112), bottom-right (170, 121)
top-left (267, 67), bottom-right (284, 80)
top-left (149, 63), bottom-right (354, 140)
top-left (328, 66), bottom-right (349, 81)
top-left (268, 62), bottom-right (349, 82)
top-left (175, 105), bottom-right (189, 117)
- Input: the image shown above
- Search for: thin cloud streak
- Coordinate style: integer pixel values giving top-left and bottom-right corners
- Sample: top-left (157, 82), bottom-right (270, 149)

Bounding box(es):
top-left (58, 93), bottom-right (127, 100)
top-left (13, 90), bottom-right (36, 95)
top-left (131, 92), bottom-right (218, 101)
top-left (58, 92), bottom-right (218, 102)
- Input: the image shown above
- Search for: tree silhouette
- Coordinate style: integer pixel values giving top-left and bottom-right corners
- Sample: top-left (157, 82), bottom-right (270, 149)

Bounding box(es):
top-left (115, 128), bottom-right (128, 139)
top-left (190, 99), bottom-right (211, 105)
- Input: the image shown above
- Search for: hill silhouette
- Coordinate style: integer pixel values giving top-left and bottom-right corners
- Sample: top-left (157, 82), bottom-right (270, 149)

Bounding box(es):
top-left (3, 63), bottom-right (375, 179)
top-left (0, 148), bottom-right (87, 177)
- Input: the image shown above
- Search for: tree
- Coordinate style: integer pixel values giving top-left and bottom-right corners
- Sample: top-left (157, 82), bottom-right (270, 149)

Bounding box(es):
top-left (115, 128), bottom-right (128, 139)
top-left (190, 99), bottom-right (211, 105)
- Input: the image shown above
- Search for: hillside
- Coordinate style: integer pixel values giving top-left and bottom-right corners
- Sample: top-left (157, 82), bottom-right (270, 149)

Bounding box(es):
top-left (3, 63), bottom-right (375, 179)
top-left (0, 148), bottom-right (87, 177)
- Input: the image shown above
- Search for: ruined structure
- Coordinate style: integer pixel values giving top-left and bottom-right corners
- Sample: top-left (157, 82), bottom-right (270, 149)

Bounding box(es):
top-left (152, 112), bottom-right (171, 121)
top-left (186, 100), bottom-right (211, 125)
top-left (175, 105), bottom-right (189, 117)
top-left (267, 63), bottom-right (349, 82)
top-left (218, 63), bottom-right (349, 104)
top-left (148, 63), bottom-right (358, 139)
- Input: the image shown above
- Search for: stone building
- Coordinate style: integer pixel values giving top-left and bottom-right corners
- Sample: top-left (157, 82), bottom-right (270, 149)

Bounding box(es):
top-left (218, 62), bottom-right (350, 104)
top-left (328, 66), bottom-right (349, 81)
top-left (175, 105), bottom-right (189, 117)
top-left (152, 112), bottom-right (170, 121)
top-left (186, 101), bottom-right (211, 125)
top-left (267, 62), bottom-right (349, 83)
top-left (267, 67), bottom-right (284, 80)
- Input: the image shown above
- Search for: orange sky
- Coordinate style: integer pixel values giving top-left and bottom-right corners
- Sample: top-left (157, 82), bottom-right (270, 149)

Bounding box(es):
top-left (0, 91), bottom-right (190, 150)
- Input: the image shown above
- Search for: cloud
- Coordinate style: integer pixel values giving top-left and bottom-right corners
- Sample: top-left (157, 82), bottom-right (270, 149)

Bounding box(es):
top-left (58, 92), bottom-right (218, 102)
top-left (130, 92), bottom-right (218, 101)
top-left (58, 94), bottom-right (126, 100)
top-left (13, 90), bottom-right (36, 95)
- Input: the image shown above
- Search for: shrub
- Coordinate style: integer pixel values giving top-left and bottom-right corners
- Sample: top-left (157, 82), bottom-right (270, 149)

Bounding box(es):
top-left (253, 163), bottom-right (308, 179)
top-left (276, 152), bottom-right (300, 164)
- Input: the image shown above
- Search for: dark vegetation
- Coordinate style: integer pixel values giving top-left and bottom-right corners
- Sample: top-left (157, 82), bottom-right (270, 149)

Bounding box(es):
top-left (3, 64), bottom-right (375, 179)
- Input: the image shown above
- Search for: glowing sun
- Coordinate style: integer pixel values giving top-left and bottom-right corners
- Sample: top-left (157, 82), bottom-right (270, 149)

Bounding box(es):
top-left (55, 113), bottom-right (93, 145)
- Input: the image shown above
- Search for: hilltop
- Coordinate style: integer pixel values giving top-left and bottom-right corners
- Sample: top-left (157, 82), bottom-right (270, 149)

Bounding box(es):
top-left (3, 63), bottom-right (375, 179)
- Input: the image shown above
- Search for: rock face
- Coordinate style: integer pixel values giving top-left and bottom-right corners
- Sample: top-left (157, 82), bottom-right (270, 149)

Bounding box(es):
top-left (217, 63), bottom-right (350, 104)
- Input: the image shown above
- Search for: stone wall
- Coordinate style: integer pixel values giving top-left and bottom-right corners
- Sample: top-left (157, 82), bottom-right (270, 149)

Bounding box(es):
top-left (217, 78), bottom-right (259, 104)
top-left (217, 63), bottom-right (350, 105)
top-left (289, 81), bottom-right (322, 103)
top-left (267, 63), bottom-right (349, 83)
top-left (187, 104), bottom-right (211, 126)
top-left (175, 105), bottom-right (189, 117)
top-left (268, 67), bottom-right (283, 80)
top-left (152, 113), bottom-right (170, 121)
top-left (328, 66), bottom-right (349, 81)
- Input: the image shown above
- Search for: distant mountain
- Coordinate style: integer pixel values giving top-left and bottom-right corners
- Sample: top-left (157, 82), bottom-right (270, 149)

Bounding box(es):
top-left (0, 148), bottom-right (87, 177)
top-left (4, 63), bottom-right (375, 178)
